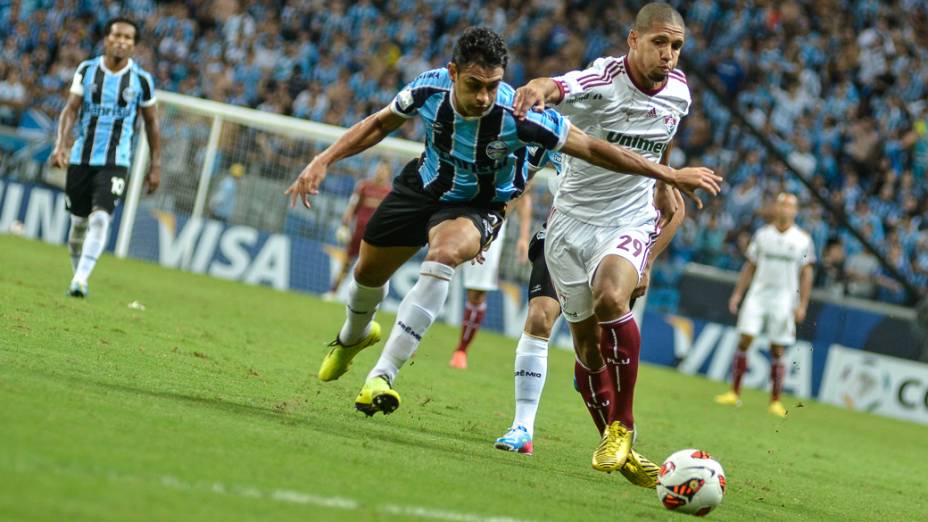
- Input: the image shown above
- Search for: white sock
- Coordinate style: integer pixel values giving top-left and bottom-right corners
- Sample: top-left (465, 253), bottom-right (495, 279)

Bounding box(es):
top-left (369, 261), bottom-right (454, 384)
top-left (67, 215), bottom-right (88, 272)
top-left (512, 333), bottom-right (548, 436)
top-left (338, 278), bottom-right (388, 345)
top-left (72, 210), bottom-right (110, 285)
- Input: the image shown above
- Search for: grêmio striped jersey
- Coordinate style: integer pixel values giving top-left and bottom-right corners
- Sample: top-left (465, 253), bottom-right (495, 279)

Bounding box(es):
top-left (390, 68), bottom-right (570, 207)
top-left (68, 57), bottom-right (156, 168)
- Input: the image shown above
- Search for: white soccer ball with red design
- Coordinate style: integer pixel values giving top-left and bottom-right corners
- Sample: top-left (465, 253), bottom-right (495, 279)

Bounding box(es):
top-left (656, 449), bottom-right (726, 516)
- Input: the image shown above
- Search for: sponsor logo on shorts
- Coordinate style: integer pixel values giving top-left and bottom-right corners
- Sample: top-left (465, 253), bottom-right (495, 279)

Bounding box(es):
top-left (397, 321), bottom-right (422, 341)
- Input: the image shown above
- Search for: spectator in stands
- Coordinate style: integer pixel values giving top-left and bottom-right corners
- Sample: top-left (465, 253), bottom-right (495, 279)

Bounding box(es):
top-left (846, 241), bottom-right (881, 300)
top-left (6, 0), bottom-right (927, 306)
top-left (815, 238), bottom-right (847, 298)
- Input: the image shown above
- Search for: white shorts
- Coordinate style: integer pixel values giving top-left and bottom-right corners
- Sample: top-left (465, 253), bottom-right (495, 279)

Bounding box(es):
top-left (460, 225), bottom-right (506, 291)
top-left (544, 209), bottom-right (658, 322)
top-left (736, 294), bottom-right (796, 345)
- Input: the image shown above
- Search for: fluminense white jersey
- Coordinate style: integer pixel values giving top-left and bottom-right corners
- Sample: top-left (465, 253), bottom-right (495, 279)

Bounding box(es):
top-left (551, 55), bottom-right (691, 225)
top-left (745, 224), bottom-right (816, 305)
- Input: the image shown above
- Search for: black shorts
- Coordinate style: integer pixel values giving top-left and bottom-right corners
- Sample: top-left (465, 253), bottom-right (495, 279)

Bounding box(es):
top-left (527, 229), bottom-right (558, 301)
top-left (363, 159), bottom-right (505, 250)
top-left (65, 165), bottom-right (128, 217)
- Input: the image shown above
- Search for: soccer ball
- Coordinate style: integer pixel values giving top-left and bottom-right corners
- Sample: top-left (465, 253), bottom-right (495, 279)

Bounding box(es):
top-left (656, 449), bottom-right (726, 516)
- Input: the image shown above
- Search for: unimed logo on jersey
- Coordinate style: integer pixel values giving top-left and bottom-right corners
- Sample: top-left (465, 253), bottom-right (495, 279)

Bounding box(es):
top-left (604, 131), bottom-right (666, 155)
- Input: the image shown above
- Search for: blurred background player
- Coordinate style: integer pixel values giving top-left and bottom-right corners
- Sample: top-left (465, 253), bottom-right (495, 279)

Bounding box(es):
top-left (208, 163), bottom-right (245, 222)
top-left (288, 26), bottom-right (719, 418)
top-left (512, 3), bottom-right (711, 474)
top-left (448, 195), bottom-right (531, 370)
top-left (323, 162), bottom-right (392, 302)
top-left (716, 193), bottom-right (815, 417)
top-left (50, 17), bottom-right (161, 298)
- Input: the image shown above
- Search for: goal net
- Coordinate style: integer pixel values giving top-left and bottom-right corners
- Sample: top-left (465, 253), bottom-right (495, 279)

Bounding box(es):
top-left (115, 91), bottom-right (570, 345)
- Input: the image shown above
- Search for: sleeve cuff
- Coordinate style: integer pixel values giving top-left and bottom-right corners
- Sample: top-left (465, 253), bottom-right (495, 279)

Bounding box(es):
top-left (140, 97), bottom-right (157, 108)
top-left (553, 79), bottom-right (567, 105)
top-left (389, 101), bottom-right (414, 119)
top-left (551, 119), bottom-right (571, 152)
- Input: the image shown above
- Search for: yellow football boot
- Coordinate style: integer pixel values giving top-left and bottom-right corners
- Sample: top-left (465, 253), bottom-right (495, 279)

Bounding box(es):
top-left (318, 322), bottom-right (382, 382)
top-left (768, 400), bottom-right (788, 418)
top-left (355, 376), bottom-right (401, 416)
top-left (714, 390), bottom-right (742, 407)
top-left (619, 449), bottom-right (660, 489)
top-left (592, 421), bottom-right (633, 473)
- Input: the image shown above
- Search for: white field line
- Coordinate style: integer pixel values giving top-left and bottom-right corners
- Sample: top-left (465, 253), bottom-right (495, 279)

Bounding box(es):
top-left (3, 456), bottom-right (535, 522)
top-left (159, 473), bottom-right (535, 522)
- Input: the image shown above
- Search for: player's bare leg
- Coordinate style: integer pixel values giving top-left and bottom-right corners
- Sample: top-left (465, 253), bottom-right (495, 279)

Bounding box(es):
top-left (495, 295), bottom-right (559, 454)
top-left (715, 334), bottom-right (751, 406)
top-left (359, 218), bottom-right (482, 415)
top-left (450, 289), bottom-right (488, 369)
top-left (318, 242), bottom-right (418, 382)
top-left (768, 344), bottom-right (788, 417)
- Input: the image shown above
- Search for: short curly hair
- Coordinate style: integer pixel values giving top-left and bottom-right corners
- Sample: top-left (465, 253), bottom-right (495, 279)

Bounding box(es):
top-left (104, 17), bottom-right (140, 43)
top-left (452, 26), bottom-right (509, 70)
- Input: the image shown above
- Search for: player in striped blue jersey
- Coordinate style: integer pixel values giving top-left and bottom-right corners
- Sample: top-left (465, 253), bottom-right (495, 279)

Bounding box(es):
top-left (287, 27), bottom-right (720, 416)
top-left (51, 17), bottom-right (161, 298)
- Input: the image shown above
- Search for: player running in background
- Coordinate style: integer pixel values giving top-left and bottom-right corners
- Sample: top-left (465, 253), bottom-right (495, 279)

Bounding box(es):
top-left (286, 26), bottom-right (719, 417)
top-left (512, 2), bottom-right (713, 474)
top-left (51, 17), bottom-right (161, 298)
top-left (715, 193), bottom-right (814, 417)
top-left (448, 195), bottom-right (532, 370)
top-left (323, 161), bottom-right (392, 301)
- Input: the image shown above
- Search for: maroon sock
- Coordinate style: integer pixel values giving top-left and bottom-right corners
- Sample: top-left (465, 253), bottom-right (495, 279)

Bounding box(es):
top-left (732, 351), bottom-right (748, 394)
top-left (771, 356), bottom-right (785, 401)
top-left (455, 302), bottom-right (486, 354)
top-left (574, 360), bottom-right (616, 435)
top-left (600, 312), bottom-right (640, 431)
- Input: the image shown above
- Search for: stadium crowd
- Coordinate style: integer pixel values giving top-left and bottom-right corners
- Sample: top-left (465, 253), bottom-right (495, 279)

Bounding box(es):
top-left (2, 0), bottom-right (926, 305)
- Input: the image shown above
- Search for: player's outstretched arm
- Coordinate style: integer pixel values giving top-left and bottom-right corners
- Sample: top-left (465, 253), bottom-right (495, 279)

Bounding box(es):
top-left (287, 107), bottom-right (406, 209)
top-left (51, 94), bottom-right (82, 168)
top-left (559, 125), bottom-right (722, 208)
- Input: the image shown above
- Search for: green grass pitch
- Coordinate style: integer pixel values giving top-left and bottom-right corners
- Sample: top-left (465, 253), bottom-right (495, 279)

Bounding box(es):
top-left (1, 234), bottom-right (926, 521)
